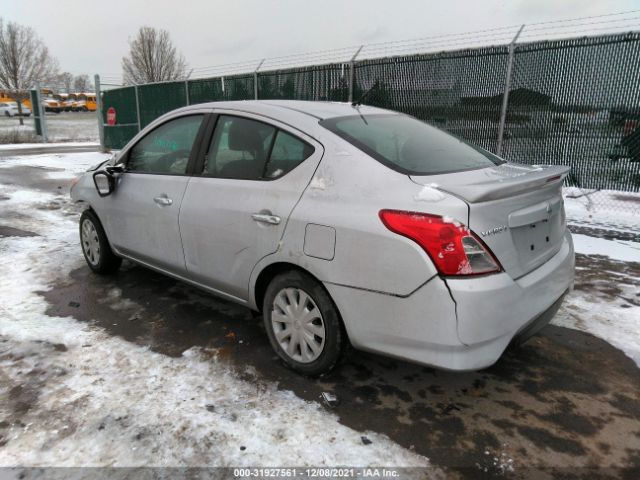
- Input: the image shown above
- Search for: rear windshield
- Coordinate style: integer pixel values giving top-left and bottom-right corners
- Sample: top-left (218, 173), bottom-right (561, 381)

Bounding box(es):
top-left (320, 114), bottom-right (503, 175)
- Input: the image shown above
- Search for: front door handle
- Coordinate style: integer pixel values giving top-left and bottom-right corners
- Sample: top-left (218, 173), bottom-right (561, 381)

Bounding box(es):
top-left (252, 213), bottom-right (281, 225)
top-left (153, 195), bottom-right (173, 206)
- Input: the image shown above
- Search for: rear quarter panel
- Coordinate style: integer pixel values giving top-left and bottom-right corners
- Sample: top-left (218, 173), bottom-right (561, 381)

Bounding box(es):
top-left (251, 135), bottom-right (470, 301)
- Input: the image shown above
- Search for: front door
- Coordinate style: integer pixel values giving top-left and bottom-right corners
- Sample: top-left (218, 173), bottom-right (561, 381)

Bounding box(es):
top-left (179, 113), bottom-right (323, 301)
top-left (97, 114), bottom-right (205, 274)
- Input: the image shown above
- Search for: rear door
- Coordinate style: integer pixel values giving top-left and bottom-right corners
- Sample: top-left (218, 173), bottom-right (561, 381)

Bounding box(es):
top-left (99, 113), bottom-right (207, 275)
top-left (179, 112), bottom-right (323, 301)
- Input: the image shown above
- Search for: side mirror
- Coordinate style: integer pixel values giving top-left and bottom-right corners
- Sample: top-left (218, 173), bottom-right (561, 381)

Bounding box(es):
top-left (93, 171), bottom-right (115, 197)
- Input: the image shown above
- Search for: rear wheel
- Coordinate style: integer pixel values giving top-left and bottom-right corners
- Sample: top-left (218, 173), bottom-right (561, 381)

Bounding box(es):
top-left (79, 210), bottom-right (121, 274)
top-left (263, 270), bottom-right (346, 376)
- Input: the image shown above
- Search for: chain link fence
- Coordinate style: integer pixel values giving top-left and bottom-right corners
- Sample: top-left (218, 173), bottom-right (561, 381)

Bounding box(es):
top-left (100, 31), bottom-right (640, 208)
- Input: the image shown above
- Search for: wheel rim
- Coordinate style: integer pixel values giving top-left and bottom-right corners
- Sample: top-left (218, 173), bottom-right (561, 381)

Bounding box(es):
top-left (81, 219), bottom-right (100, 266)
top-left (271, 287), bottom-right (326, 363)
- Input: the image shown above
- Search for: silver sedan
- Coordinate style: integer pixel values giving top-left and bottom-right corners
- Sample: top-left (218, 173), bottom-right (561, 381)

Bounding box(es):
top-left (71, 101), bottom-right (575, 375)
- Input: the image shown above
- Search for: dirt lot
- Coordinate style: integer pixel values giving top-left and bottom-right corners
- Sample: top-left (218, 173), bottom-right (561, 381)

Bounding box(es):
top-left (0, 155), bottom-right (639, 478)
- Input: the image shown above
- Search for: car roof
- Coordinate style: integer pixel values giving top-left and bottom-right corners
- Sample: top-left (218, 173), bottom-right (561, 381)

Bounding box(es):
top-left (181, 100), bottom-right (389, 120)
top-left (168, 100), bottom-right (394, 137)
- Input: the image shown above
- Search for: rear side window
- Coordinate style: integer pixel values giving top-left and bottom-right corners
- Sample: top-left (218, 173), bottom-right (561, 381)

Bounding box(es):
top-left (265, 131), bottom-right (315, 179)
top-left (204, 115), bottom-right (314, 180)
top-left (128, 115), bottom-right (203, 174)
top-left (320, 114), bottom-right (503, 175)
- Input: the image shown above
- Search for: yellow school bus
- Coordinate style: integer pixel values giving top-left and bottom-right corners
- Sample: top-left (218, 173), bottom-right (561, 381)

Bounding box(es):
top-left (0, 90), bottom-right (32, 109)
top-left (77, 93), bottom-right (97, 112)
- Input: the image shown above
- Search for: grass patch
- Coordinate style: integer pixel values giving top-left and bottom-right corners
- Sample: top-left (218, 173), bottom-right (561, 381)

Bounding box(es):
top-left (0, 128), bottom-right (41, 144)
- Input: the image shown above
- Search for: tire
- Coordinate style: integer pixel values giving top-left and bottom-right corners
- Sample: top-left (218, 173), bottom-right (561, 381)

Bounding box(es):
top-left (263, 270), bottom-right (346, 376)
top-left (79, 210), bottom-right (122, 274)
top-left (4, 111), bottom-right (10, 117)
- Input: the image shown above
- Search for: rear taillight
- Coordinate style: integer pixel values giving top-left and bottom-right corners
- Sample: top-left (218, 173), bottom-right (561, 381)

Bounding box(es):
top-left (379, 210), bottom-right (502, 276)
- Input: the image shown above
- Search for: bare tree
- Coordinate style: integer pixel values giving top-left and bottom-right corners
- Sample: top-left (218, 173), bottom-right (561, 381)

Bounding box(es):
top-left (0, 18), bottom-right (59, 125)
top-left (58, 71), bottom-right (73, 92)
top-left (73, 74), bottom-right (91, 92)
top-left (122, 27), bottom-right (187, 85)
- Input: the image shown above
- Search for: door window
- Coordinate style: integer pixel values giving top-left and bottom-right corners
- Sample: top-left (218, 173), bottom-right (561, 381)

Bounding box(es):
top-left (204, 116), bottom-right (275, 179)
top-left (128, 115), bottom-right (204, 174)
top-left (204, 115), bottom-right (314, 180)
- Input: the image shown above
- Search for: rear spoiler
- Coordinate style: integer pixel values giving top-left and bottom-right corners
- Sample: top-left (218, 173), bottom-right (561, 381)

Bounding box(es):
top-left (433, 165), bottom-right (570, 203)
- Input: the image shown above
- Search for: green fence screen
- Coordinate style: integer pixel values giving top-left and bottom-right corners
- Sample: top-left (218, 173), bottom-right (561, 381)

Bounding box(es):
top-left (101, 32), bottom-right (640, 191)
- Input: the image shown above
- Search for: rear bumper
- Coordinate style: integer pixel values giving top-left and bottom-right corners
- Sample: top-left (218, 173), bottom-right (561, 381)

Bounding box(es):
top-left (447, 231), bottom-right (574, 347)
top-left (325, 231), bottom-right (574, 371)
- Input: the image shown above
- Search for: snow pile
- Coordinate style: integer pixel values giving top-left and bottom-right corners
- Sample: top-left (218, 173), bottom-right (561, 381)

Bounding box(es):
top-left (0, 153), bottom-right (429, 468)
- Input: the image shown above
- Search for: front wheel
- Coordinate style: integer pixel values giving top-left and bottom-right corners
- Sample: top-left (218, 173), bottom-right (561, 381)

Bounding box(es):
top-left (79, 210), bottom-right (121, 274)
top-left (263, 270), bottom-right (346, 376)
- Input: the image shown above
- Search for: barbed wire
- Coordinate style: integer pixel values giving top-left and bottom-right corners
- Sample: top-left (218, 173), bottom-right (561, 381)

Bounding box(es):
top-left (95, 10), bottom-right (640, 84)
top-left (186, 12), bottom-right (640, 79)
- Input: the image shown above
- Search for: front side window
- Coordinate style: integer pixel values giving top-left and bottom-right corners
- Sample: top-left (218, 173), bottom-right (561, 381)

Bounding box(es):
top-left (204, 115), bottom-right (314, 180)
top-left (320, 114), bottom-right (503, 175)
top-left (128, 114), bottom-right (203, 174)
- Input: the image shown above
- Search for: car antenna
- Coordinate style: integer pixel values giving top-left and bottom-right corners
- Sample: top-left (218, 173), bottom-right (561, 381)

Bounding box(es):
top-left (351, 81), bottom-right (379, 107)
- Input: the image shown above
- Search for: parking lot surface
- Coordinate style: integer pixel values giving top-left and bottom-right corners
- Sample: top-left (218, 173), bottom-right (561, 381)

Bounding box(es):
top-left (0, 156), bottom-right (639, 478)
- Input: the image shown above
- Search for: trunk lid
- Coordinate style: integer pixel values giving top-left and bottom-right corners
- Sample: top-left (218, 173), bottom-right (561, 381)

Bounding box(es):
top-left (411, 163), bottom-right (569, 279)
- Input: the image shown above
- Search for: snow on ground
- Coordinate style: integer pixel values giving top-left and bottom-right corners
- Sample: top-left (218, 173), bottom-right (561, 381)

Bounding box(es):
top-left (0, 141), bottom-right (99, 151)
top-left (564, 187), bottom-right (640, 228)
top-left (554, 285), bottom-right (640, 368)
top-left (0, 151), bottom-right (110, 176)
top-left (0, 153), bottom-right (430, 468)
top-left (555, 189), bottom-right (640, 367)
top-left (0, 112), bottom-right (99, 143)
top-left (572, 234), bottom-right (640, 262)
top-left (0, 152), bottom-right (638, 468)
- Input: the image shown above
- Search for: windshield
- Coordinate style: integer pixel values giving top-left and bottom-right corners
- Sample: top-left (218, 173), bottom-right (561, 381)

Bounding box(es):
top-left (320, 113), bottom-right (503, 175)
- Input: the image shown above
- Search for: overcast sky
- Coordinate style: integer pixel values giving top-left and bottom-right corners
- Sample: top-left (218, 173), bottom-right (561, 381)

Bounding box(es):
top-left (1, 0), bottom-right (638, 82)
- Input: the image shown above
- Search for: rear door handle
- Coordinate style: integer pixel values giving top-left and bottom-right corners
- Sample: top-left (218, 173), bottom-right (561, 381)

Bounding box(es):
top-left (252, 213), bottom-right (281, 225)
top-left (153, 195), bottom-right (173, 206)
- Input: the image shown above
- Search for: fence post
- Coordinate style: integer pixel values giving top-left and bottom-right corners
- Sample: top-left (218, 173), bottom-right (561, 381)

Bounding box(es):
top-left (134, 85), bottom-right (141, 132)
top-left (254, 59), bottom-right (265, 100)
top-left (348, 45), bottom-right (364, 104)
top-left (35, 82), bottom-right (48, 143)
top-left (94, 74), bottom-right (105, 149)
top-left (185, 80), bottom-right (190, 106)
top-left (496, 25), bottom-right (524, 157)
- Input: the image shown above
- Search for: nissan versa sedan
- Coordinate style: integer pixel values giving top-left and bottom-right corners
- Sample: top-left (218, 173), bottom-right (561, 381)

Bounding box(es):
top-left (70, 100), bottom-right (575, 375)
